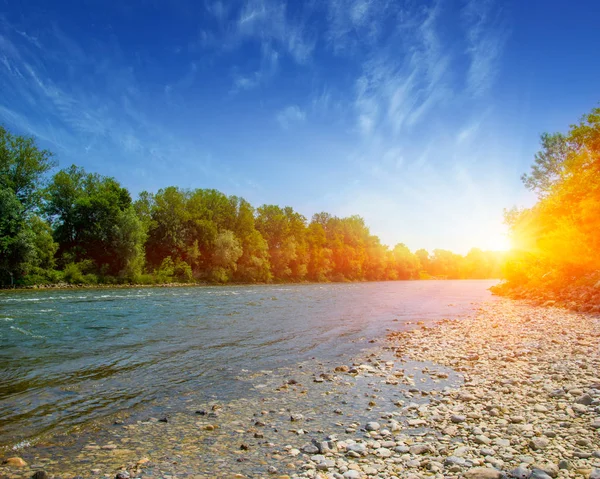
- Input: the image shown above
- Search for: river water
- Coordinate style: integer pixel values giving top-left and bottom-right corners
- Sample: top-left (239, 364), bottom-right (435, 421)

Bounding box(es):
top-left (0, 280), bottom-right (497, 449)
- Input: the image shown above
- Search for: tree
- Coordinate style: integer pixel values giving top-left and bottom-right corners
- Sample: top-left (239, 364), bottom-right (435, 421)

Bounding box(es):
top-left (505, 104), bottom-right (600, 291)
top-left (521, 133), bottom-right (568, 199)
top-left (45, 165), bottom-right (137, 276)
top-left (0, 188), bottom-right (34, 283)
top-left (0, 126), bottom-right (56, 212)
top-left (211, 230), bottom-right (243, 282)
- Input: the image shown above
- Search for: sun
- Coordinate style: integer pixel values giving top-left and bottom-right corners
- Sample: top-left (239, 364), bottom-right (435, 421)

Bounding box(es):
top-left (482, 233), bottom-right (512, 252)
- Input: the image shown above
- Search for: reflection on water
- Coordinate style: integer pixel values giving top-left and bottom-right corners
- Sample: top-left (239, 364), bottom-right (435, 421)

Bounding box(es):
top-left (0, 280), bottom-right (497, 447)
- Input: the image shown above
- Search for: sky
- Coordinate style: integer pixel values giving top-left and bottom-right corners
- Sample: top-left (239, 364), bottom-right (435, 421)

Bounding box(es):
top-left (1, 0), bottom-right (599, 254)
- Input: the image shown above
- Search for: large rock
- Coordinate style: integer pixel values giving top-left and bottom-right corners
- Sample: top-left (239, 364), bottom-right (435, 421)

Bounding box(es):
top-left (464, 467), bottom-right (504, 479)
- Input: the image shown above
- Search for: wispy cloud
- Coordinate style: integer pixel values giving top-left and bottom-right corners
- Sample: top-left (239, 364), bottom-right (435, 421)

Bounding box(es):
top-left (463, 0), bottom-right (508, 96)
top-left (231, 41), bottom-right (279, 92)
top-left (352, 1), bottom-right (452, 140)
top-left (0, 17), bottom-right (242, 192)
top-left (276, 105), bottom-right (305, 129)
top-left (236, 0), bottom-right (315, 63)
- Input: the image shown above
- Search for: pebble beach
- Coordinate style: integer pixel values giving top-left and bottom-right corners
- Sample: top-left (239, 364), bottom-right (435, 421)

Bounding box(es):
top-left (2, 298), bottom-right (600, 479)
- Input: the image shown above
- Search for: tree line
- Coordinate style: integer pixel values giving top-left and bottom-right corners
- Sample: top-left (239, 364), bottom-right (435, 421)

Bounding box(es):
top-left (501, 104), bottom-right (600, 293)
top-left (0, 125), bottom-right (504, 287)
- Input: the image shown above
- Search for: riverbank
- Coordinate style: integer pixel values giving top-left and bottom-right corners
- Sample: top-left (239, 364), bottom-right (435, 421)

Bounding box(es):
top-left (491, 273), bottom-right (600, 314)
top-left (1, 298), bottom-right (599, 479)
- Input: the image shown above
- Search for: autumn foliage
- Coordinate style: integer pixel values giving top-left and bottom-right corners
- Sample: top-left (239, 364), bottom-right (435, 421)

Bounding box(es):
top-left (498, 105), bottom-right (600, 301)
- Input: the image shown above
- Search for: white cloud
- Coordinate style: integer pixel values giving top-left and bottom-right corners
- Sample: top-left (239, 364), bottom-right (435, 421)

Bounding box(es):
top-left (235, 0), bottom-right (315, 64)
top-left (276, 105), bottom-right (306, 129)
top-left (463, 0), bottom-right (508, 96)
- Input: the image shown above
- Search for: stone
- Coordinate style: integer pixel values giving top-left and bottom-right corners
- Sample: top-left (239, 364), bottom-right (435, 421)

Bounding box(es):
top-left (464, 467), bottom-right (503, 479)
top-left (509, 466), bottom-right (531, 479)
top-left (31, 472), bottom-right (49, 479)
top-left (589, 469), bottom-right (600, 479)
top-left (410, 443), bottom-right (435, 455)
top-left (346, 443), bottom-right (367, 455)
top-left (376, 447), bottom-right (392, 458)
top-left (302, 443), bottom-right (319, 454)
top-left (290, 413), bottom-right (304, 422)
top-left (575, 394), bottom-right (593, 405)
top-left (445, 456), bottom-right (467, 466)
top-left (532, 463), bottom-right (558, 479)
top-left (557, 460), bottom-right (569, 470)
top-left (529, 438), bottom-right (549, 450)
top-left (530, 471), bottom-right (552, 479)
top-left (474, 435), bottom-right (492, 445)
top-left (451, 414), bottom-right (467, 423)
top-left (365, 421), bottom-right (380, 431)
top-left (2, 457), bottom-right (27, 467)
top-left (343, 471), bottom-right (361, 479)
top-left (115, 473), bottom-right (130, 479)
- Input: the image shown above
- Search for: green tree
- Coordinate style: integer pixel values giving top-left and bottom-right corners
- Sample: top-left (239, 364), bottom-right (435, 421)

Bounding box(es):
top-left (0, 188), bottom-right (34, 283)
top-left (0, 126), bottom-right (56, 212)
top-left (46, 165), bottom-right (137, 276)
top-left (521, 132), bottom-right (568, 198)
top-left (211, 230), bottom-right (243, 282)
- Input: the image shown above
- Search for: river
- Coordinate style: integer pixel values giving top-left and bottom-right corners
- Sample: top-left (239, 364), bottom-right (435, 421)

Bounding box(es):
top-left (0, 280), bottom-right (497, 449)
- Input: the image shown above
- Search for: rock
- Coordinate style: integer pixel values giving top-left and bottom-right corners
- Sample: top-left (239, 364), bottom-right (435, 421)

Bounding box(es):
top-left (451, 414), bottom-right (467, 423)
top-left (115, 473), bottom-right (130, 479)
top-left (267, 465), bottom-right (277, 474)
top-left (557, 460), bottom-right (569, 470)
top-left (409, 443), bottom-right (435, 455)
top-left (445, 456), bottom-right (467, 466)
top-left (302, 443), bottom-right (319, 454)
top-left (474, 435), bottom-right (492, 445)
top-left (290, 413), bottom-right (304, 422)
top-left (530, 471), bottom-right (552, 479)
top-left (376, 447), bottom-right (392, 458)
top-left (346, 443), bottom-right (368, 455)
top-left (365, 421), bottom-right (380, 431)
top-left (31, 472), bottom-right (49, 479)
top-left (464, 467), bottom-right (503, 479)
top-left (509, 466), bottom-right (531, 479)
top-left (343, 471), bottom-right (361, 479)
top-left (589, 469), bottom-right (600, 479)
top-left (335, 365), bottom-right (350, 372)
top-left (510, 416), bottom-right (525, 423)
top-left (2, 457), bottom-right (27, 467)
top-left (575, 394), bottom-right (593, 405)
top-left (532, 463), bottom-right (558, 478)
top-left (529, 438), bottom-right (549, 450)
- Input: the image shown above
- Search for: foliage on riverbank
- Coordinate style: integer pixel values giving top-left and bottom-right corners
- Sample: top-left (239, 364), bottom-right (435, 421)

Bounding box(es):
top-left (493, 104), bottom-right (600, 306)
top-left (1, 125), bottom-right (504, 287)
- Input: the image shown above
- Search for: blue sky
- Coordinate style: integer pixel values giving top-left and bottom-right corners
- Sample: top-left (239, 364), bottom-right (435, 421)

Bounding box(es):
top-left (1, 0), bottom-right (599, 253)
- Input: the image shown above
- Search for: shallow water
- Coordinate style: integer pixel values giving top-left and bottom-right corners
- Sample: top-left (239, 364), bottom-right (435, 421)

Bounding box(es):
top-left (0, 280), bottom-right (497, 448)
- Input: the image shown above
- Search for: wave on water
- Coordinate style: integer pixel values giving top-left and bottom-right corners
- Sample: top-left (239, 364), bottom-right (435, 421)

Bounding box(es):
top-left (1, 317), bottom-right (14, 321)
top-left (9, 325), bottom-right (45, 339)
